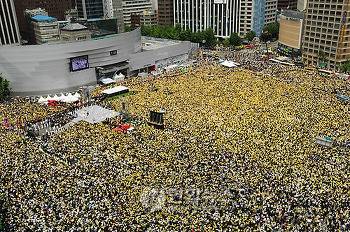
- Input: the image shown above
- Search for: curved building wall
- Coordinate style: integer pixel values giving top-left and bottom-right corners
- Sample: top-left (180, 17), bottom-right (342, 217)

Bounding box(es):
top-left (0, 29), bottom-right (141, 96)
top-left (129, 41), bottom-right (193, 71)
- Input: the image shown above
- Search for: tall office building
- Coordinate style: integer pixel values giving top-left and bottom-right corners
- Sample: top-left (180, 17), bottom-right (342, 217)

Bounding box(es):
top-left (240, 0), bottom-right (278, 36)
top-left (302, 1), bottom-right (350, 69)
top-left (76, 0), bottom-right (124, 32)
top-left (158, 0), bottom-right (173, 25)
top-left (14, 0), bottom-right (74, 40)
top-left (122, 0), bottom-right (154, 27)
top-left (265, 0), bottom-right (278, 24)
top-left (277, 0), bottom-right (297, 10)
top-left (174, 0), bottom-right (277, 37)
top-left (112, 0), bottom-right (125, 32)
top-left (100, 1), bottom-right (125, 26)
top-left (24, 8), bottom-right (49, 44)
top-left (174, 0), bottom-right (241, 38)
top-left (101, 0), bottom-right (125, 31)
top-left (131, 9), bottom-right (158, 28)
top-left (241, 0), bottom-right (268, 36)
top-left (0, 0), bottom-right (20, 45)
top-left (76, 0), bottom-right (104, 19)
top-left (103, 0), bottom-right (114, 18)
top-left (240, 0), bottom-right (254, 35)
top-left (151, 0), bottom-right (158, 10)
top-left (31, 15), bottom-right (59, 44)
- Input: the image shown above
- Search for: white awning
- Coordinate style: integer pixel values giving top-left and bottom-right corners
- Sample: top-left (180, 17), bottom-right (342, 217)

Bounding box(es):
top-left (165, 64), bottom-right (178, 71)
top-left (269, 58), bottom-right (295, 66)
top-left (102, 86), bottom-right (129, 95)
top-left (100, 78), bottom-right (116, 85)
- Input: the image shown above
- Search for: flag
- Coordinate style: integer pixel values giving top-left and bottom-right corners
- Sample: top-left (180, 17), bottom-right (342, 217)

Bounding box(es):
top-left (3, 117), bottom-right (9, 128)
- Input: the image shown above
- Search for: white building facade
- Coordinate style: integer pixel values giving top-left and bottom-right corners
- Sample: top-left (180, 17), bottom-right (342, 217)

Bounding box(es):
top-left (240, 0), bottom-right (278, 36)
top-left (103, 0), bottom-right (114, 18)
top-left (265, 0), bottom-right (278, 25)
top-left (174, 0), bottom-right (241, 38)
top-left (0, 0), bottom-right (21, 45)
top-left (174, 0), bottom-right (278, 37)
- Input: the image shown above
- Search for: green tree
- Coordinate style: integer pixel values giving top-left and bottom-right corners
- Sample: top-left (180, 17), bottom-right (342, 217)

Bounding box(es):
top-left (264, 22), bottom-right (279, 39)
top-left (318, 51), bottom-right (328, 68)
top-left (245, 30), bottom-right (256, 42)
top-left (229, 33), bottom-right (242, 46)
top-left (0, 74), bottom-right (10, 101)
top-left (222, 38), bottom-right (230, 47)
top-left (260, 30), bottom-right (271, 43)
top-left (167, 26), bottom-right (181, 40)
top-left (124, 25), bottom-right (132, 32)
top-left (203, 28), bottom-right (216, 48)
top-left (140, 25), bottom-right (150, 36)
top-left (140, 25), bottom-right (215, 45)
top-left (340, 60), bottom-right (350, 73)
top-left (191, 31), bottom-right (205, 43)
top-left (175, 24), bottom-right (182, 33)
top-left (179, 29), bottom-right (193, 41)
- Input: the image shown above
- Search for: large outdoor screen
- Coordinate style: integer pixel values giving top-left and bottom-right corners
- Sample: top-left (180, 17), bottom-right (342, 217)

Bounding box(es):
top-left (70, 55), bottom-right (89, 72)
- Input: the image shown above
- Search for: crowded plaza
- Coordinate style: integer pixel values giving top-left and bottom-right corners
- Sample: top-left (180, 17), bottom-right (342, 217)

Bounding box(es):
top-left (0, 48), bottom-right (349, 231)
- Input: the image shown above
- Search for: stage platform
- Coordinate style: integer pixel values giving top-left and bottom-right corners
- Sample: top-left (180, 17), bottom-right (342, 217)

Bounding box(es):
top-left (102, 86), bottom-right (129, 97)
top-left (72, 105), bottom-right (119, 124)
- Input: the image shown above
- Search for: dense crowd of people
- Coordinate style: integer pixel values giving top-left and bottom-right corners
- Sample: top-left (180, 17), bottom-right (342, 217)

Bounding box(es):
top-left (0, 49), bottom-right (349, 231)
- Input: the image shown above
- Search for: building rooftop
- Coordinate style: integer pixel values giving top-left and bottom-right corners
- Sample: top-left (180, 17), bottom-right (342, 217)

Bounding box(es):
top-left (281, 10), bottom-right (304, 20)
top-left (141, 36), bottom-right (179, 51)
top-left (61, 23), bottom-right (88, 31)
top-left (32, 15), bottom-right (57, 22)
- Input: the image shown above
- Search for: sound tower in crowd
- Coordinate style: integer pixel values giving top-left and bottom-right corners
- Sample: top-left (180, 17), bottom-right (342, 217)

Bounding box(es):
top-left (0, 0), bottom-right (20, 45)
top-left (148, 110), bottom-right (165, 129)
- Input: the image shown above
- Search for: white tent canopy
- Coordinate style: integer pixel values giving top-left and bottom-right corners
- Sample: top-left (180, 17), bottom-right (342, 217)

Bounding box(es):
top-left (38, 96), bottom-right (46, 104)
top-left (46, 95), bottom-right (54, 101)
top-left (220, 60), bottom-right (238, 68)
top-left (100, 78), bottom-right (116, 85)
top-left (58, 93), bottom-right (66, 101)
top-left (38, 92), bottom-right (81, 104)
top-left (113, 73), bottom-right (125, 81)
top-left (164, 64), bottom-right (178, 72)
top-left (52, 94), bottom-right (60, 101)
top-left (62, 95), bottom-right (79, 103)
top-left (73, 92), bottom-right (81, 98)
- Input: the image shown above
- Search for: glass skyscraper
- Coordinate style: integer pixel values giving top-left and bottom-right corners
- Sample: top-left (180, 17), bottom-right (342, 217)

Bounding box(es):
top-left (252, 0), bottom-right (266, 36)
top-left (76, 0), bottom-right (104, 19)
